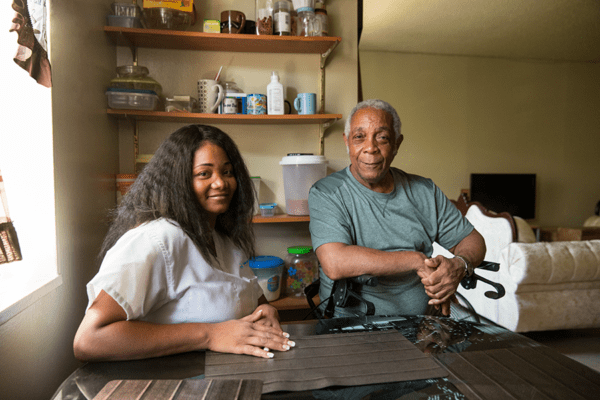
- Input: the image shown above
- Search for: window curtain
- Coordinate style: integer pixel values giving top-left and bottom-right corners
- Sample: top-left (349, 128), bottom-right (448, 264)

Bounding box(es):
top-left (0, 170), bottom-right (23, 264)
top-left (9, 0), bottom-right (52, 87)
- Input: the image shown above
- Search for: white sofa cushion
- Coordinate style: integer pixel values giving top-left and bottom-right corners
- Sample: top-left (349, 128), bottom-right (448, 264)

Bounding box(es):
top-left (501, 240), bottom-right (600, 286)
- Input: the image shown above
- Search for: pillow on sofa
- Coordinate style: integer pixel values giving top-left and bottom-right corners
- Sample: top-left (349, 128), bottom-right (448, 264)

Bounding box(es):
top-left (514, 216), bottom-right (536, 243)
top-left (584, 215), bottom-right (600, 227)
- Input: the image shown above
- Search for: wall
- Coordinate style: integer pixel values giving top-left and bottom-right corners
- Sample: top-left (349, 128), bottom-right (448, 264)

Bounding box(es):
top-left (117, 0), bottom-right (358, 259)
top-left (0, 1), bottom-right (357, 398)
top-left (359, 50), bottom-right (600, 227)
top-left (0, 0), bottom-right (119, 398)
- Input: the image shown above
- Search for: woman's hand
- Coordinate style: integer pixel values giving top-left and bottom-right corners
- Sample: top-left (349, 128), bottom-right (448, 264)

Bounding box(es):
top-left (207, 310), bottom-right (294, 358)
top-left (248, 303), bottom-right (282, 331)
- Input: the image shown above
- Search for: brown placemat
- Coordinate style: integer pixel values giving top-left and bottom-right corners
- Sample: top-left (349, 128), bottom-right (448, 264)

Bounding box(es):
top-left (436, 345), bottom-right (600, 400)
top-left (205, 330), bottom-right (448, 394)
top-left (92, 379), bottom-right (263, 400)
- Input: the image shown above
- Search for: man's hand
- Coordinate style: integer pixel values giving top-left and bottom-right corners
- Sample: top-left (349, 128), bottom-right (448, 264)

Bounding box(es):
top-left (419, 255), bottom-right (466, 314)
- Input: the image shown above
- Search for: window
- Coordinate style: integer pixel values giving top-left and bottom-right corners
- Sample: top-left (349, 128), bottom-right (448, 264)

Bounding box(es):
top-left (0, 1), bottom-right (60, 324)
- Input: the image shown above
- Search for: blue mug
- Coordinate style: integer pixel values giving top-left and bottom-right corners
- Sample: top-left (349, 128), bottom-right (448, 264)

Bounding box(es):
top-left (294, 93), bottom-right (316, 115)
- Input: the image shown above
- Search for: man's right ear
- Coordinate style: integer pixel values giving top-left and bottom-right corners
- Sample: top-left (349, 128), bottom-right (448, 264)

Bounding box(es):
top-left (394, 134), bottom-right (404, 155)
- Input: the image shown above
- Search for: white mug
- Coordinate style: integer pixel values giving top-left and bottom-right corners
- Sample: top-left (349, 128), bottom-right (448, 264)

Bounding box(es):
top-left (197, 79), bottom-right (224, 113)
top-left (223, 97), bottom-right (238, 114)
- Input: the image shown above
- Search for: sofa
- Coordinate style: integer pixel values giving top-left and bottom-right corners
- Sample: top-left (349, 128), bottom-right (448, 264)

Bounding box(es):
top-left (437, 196), bottom-right (600, 332)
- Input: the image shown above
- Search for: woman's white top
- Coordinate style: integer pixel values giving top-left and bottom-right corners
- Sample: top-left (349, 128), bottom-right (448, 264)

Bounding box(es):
top-left (86, 218), bottom-right (263, 324)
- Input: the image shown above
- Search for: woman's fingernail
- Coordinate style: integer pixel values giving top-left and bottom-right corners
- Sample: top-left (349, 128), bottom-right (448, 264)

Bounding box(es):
top-left (283, 345), bottom-right (290, 350)
top-left (283, 332), bottom-right (290, 338)
top-left (288, 341), bottom-right (296, 347)
top-left (267, 352), bottom-right (274, 358)
top-left (263, 347), bottom-right (270, 352)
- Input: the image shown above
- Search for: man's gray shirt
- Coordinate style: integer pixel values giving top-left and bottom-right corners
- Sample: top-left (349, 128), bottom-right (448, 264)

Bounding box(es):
top-left (308, 166), bottom-right (473, 316)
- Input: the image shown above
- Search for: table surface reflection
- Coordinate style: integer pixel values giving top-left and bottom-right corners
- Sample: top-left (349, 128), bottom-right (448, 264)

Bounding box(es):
top-left (51, 315), bottom-right (600, 400)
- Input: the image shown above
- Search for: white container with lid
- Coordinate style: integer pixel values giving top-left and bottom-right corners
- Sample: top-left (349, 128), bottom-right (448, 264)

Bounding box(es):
top-left (279, 154), bottom-right (328, 215)
top-left (245, 256), bottom-right (285, 301)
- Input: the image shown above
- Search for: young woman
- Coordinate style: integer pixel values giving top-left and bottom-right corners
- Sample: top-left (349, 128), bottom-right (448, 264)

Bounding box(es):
top-left (74, 125), bottom-right (294, 361)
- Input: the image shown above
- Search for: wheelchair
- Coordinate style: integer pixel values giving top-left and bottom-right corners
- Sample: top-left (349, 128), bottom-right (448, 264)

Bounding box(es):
top-left (304, 261), bottom-right (505, 324)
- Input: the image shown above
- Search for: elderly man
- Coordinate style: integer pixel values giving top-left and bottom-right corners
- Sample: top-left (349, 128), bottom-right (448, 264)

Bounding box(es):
top-left (308, 99), bottom-right (486, 317)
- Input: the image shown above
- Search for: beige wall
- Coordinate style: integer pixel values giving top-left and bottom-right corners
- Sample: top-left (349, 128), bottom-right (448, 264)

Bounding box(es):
top-left (0, 1), bottom-right (119, 398)
top-left (118, 0), bottom-right (358, 259)
top-left (0, 2), bottom-right (357, 398)
top-left (360, 50), bottom-right (600, 227)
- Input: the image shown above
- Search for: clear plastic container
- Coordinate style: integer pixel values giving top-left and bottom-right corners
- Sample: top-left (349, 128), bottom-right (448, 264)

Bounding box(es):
top-left (259, 202), bottom-right (276, 217)
top-left (251, 177), bottom-right (261, 215)
top-left (296, 7), bottom-right (321, 37)
top-left (106, 15), bottom-right (142, 28)
top-left (165, 96), bottom-right (197, 112)
top-left (246, 256), bottom-right (285, 301)
top-left (110, 65), bottom-right (163, 96)
top-left (111, 2), bottom-right (142, 18)
top-left (279, 154), bottom-right (328, 215)
top-left (256, 0), bottom-right (274, 35)
top-left (284, 246), bottom-right (319, 296)
top-left (315, 8), bottom-right (328, 36)
top-left (106, 89), bottom-right (159, 111)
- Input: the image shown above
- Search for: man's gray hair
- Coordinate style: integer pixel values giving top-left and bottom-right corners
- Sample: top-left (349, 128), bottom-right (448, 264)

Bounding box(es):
top-left (344, 99), bottom-right (402, 140)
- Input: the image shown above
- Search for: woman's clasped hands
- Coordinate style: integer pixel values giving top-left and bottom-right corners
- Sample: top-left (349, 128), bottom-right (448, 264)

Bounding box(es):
top-left (208, 305), bottom-right (295, 359)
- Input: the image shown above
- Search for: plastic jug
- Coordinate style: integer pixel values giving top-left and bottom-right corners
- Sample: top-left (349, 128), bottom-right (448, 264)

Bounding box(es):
top-left (279, 154), bottom-right (328, 215)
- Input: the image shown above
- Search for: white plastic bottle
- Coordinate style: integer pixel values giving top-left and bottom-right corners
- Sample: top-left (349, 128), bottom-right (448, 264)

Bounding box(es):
top-left (267, 71), bottom-right (284, 115)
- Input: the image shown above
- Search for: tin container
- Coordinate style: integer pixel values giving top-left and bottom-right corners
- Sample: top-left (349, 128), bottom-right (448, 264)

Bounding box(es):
top-left (247, 94), bottom-right (267, 115)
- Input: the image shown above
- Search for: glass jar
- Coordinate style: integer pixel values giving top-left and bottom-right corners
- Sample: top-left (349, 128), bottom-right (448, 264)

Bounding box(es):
top-left (290, 10), bottom-right (298, 36)
top-left (255, 0), bottom-right (274, 35)
top-left (315, 8), bottom-right (328, 36)
top-left (284, 246), bottom-right (319, 296)
top-left (296, 7), bottom-right (321, 37)
top-left (224, 81), bottom-right (242, 94)
top-left (274, 0), bottom-right (292, 36)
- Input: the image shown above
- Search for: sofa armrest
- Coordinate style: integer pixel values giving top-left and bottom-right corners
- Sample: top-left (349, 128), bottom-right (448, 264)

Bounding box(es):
top-left (500, 240), bottom-right (600, 286)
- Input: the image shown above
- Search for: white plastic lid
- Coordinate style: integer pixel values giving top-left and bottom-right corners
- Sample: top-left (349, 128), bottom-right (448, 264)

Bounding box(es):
top-left (279, 154), bottom-right (328, 165)
top-left (271, 71), bottom-right (279, 81)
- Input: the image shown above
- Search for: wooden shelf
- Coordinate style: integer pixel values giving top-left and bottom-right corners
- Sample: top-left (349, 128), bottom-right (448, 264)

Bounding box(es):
top-left (252, 214), bottom-right (310, 223)
top-left (107, 109), bottom-right (342, 125)
top-left (104, 27), bottom-right (341, 55)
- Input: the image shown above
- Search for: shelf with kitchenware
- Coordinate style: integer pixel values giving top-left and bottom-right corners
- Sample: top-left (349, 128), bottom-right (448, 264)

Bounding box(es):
top-left (252, 214), bottom-right (310, 223)
top-left (104, 26), bottom-right (341, 55)
top-left (107, 109), bottom-right (341, 125)
top-left (105, 26), bottom-right (342, 156)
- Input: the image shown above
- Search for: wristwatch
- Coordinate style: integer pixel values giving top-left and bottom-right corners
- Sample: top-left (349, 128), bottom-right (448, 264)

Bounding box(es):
top-left (456, 255), bottom-right (474, 277)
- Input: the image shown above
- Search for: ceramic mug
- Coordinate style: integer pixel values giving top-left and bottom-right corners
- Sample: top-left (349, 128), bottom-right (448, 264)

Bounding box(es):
top-left (247, 94), bottom-right (267, 115)
top-left (221, 10), bottom-right (246, 33)
top-left (294, 93), bottom-right (316, 115)
top-left (223, 97), bottom-right (238, 114)
top-left (197, 79), bottom-right (224, 113)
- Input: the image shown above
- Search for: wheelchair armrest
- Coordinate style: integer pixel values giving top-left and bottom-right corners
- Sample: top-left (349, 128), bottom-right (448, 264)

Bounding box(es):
top-left (460, 260), bottom-right (505, 299)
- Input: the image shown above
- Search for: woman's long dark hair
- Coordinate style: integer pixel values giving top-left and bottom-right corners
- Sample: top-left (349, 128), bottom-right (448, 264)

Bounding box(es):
top-left (98, 124), bottom-right (256, 267)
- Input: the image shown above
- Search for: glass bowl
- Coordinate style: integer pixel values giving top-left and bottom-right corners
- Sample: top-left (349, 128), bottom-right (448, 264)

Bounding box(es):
top-left (144, 7), bottom-right (192, 31)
